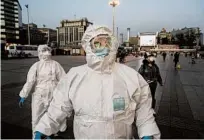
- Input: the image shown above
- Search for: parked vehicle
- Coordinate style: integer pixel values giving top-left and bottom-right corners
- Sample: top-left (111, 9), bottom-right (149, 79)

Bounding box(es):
top-left (6, 44), bottom-right (38, 58)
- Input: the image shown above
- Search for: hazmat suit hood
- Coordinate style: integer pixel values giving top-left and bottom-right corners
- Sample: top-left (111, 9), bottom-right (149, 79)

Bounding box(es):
top-left (81, 25), bottom-right (119, 73)
top-left (38, 45), bottom-right (52, 61)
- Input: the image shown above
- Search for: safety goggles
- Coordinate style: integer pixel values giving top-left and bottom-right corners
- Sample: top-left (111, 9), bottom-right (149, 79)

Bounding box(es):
top-left (91, 35), bottom-right (112, 50)
top-left (41, 47), bottom-right (51, 53)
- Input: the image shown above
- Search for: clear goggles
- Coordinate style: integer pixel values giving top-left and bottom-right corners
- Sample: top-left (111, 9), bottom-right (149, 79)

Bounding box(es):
top-left (91, 35), bottom-right (112, 50)
top-left (40, 47), bottom-right (51, 53)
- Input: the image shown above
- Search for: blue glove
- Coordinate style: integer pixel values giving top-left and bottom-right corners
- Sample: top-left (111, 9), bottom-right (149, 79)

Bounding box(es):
top-left (34, 131), bottom-right (42, 139)
top-left (142, 136), bottom-right (153, 139)
top-left (19, 97), bottom-right (25, 108)
top-left (34, 131), bottom-right (51, 139)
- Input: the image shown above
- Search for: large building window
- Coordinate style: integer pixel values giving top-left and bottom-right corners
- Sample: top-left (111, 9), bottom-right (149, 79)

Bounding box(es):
top-left (1, 20), bottom-right (5, 26)
top-left (1, 29), bottom-right (5, 32)
top-left (1, 34), bottom-right (6, 38)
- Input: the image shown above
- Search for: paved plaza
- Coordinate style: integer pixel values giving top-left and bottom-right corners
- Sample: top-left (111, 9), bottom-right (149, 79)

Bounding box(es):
top-left (1, 55), bottom-right (204, 139)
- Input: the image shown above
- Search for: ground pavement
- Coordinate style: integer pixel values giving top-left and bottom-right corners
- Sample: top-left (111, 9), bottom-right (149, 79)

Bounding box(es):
top-left (1, 55), bottom-right (204, 139)
top-left (1, 56), bottom-right (86, 139)
top-left (126, 54), bottom-right (204, 139)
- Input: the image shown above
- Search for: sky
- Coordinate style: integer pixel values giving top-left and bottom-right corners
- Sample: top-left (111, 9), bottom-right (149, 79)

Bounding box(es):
top-left (19, 0), bottom-right (204, 38)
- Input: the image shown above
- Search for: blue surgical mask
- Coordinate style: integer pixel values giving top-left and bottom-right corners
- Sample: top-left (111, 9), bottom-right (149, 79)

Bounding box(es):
top-left (95, 47), bottom-right (110, 57)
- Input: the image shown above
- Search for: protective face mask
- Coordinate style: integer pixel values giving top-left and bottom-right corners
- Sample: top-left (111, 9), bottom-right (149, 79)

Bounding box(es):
top-left (149, 57), bottom-right (155, 62)
top-left (95, 47), bottom-right (110, 57)
top-left (42, 51), bottom-right (51, 60)
top-left (42, 55), bottom-right (51, 60)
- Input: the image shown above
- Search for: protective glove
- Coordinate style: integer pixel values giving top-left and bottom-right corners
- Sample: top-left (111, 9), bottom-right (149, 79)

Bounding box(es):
top-left (34, 131), bottom-right (42, 139)
top-left (19, 97), bottom-right (25, 108)
top-left (34, 131), bottom-right (51, 140)
top-left (142, 136), bottom-right (153, 139)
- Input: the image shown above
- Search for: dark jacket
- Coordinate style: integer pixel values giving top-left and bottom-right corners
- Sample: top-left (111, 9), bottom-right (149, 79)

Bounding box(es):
top-left (162, 52), bottom-right (167, 57)
top-left (138, 60), bottom-right (162, 84)
top-left (144, 53), bottom-right (148, 59)
top-left (174, 53), bottom-right (179, 62)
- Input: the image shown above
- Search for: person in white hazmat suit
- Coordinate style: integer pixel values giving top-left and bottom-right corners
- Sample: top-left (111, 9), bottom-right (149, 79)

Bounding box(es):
top-left (18, 45), bottom-right (67, 137)
top-left (34, 26), bottom-right (161, 139)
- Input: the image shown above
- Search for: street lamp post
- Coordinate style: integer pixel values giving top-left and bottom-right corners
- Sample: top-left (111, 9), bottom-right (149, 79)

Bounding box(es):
top-left (25, 5), bottom-right (30, 45)
top-left (109, 0), bottom-right (119, 35)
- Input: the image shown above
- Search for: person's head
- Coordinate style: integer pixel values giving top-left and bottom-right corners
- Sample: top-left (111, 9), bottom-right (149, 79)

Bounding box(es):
top-left (82, 25), bottom-right (118, 57)
top-left (38, 45), bottom-right (52, 61)
top-left (144, 52), bottom-right (149, 59)
top-left (81, 25), bottom-right (119, 72)
top-left (90, 34), bottom-right (111, 57)
top-left (147, 54), bottom-right (155, 63)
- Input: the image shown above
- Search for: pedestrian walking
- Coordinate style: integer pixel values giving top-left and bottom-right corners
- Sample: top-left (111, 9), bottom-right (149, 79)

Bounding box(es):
top-left (18, 45), bottom-right (67, 138)
top-left (138, 54), bottom-right (163, 110)
top-left (144, 52), bottom-right (148, 59)
top-left (197, 53), bottom-right (200, 59)
top-left (119, 50), bottom-right (126, 63)
top-left (191, 53), bottom-right (196, 64)
top-left (162, 52), bottom-right (167, 62)
top-left (173, 52), bottom-right (180, 68)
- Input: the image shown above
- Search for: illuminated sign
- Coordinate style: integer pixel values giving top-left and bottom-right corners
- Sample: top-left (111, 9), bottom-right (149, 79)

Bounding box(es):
top-left (140, 35), bottom-right (156, 46)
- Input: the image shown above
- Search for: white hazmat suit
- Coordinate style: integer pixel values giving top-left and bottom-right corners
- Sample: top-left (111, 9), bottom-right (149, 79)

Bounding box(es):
top-left (19, 45), bottom-right (67, 135)
top-left (35, 26), bottom-right (161, 139)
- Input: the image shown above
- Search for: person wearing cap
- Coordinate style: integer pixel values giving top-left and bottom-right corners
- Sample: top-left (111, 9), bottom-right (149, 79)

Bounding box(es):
top-left (138, 54), bottom-right (163, 110)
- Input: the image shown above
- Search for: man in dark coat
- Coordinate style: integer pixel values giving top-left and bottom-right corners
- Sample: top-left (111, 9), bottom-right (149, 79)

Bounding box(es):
top-left (162, 52), bottom-right (167, 62)
top-left (138, 54), bottom-right (163, 110)
top-left (173, 52), bottom-right (180, 68)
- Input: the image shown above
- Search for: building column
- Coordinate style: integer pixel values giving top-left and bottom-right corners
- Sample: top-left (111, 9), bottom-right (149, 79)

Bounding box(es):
top-left (65, 27), bottom-right (67, 46)
top-left (64, 28), bottom-right (65, 47)
top-left (68, 27), bottom-right (70, 43)
top-left (73, 27), bottom-right (75, 44)
top-left (57, 28), bottom-right (59, 47)
top-left (78, 27), bottom-right (80, 43)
